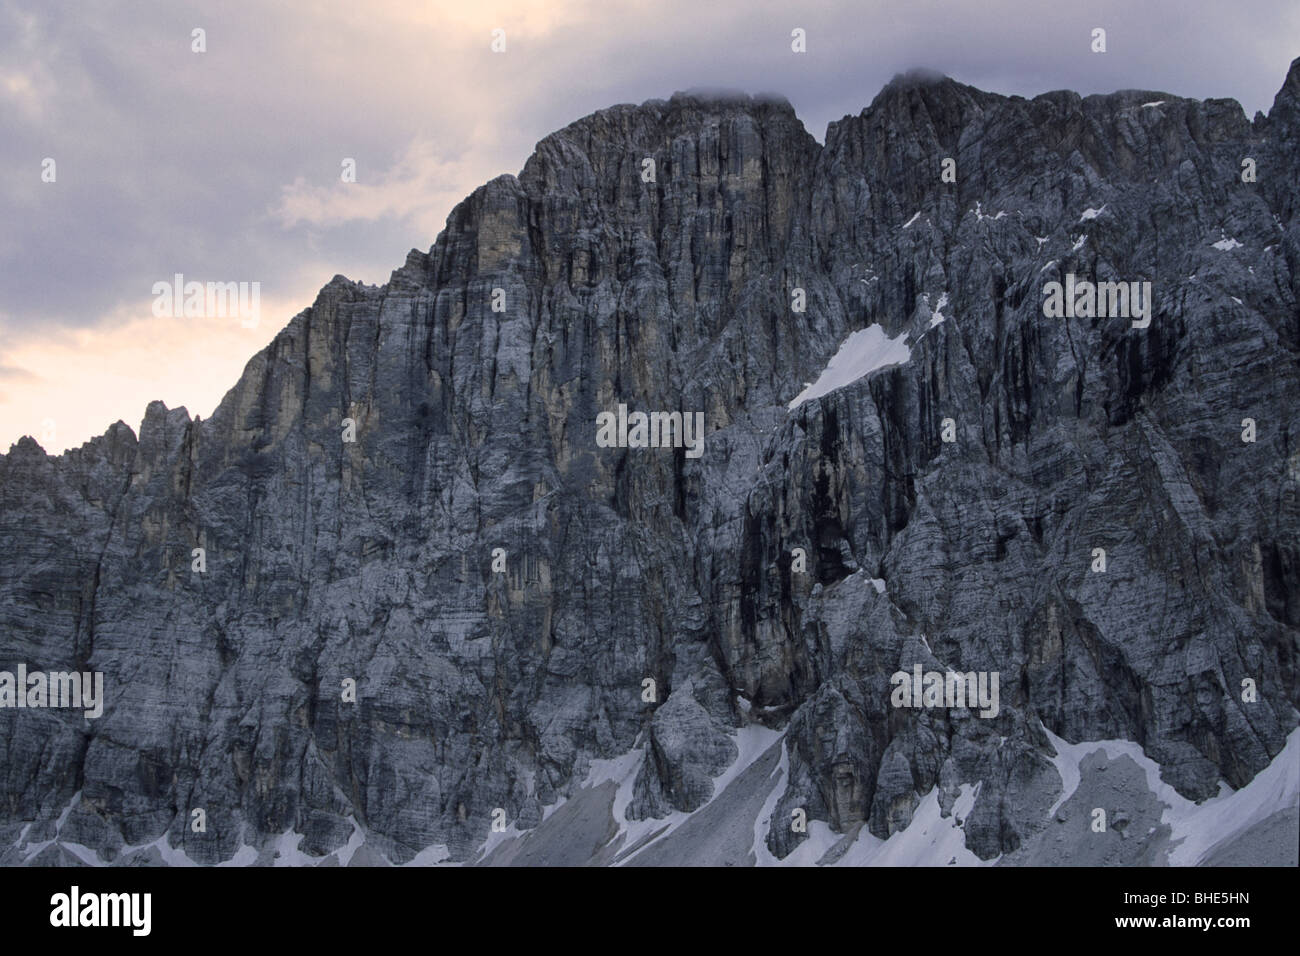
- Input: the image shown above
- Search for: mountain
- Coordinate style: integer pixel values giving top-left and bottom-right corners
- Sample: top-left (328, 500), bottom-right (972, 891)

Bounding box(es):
top-left (3, 61), bottom-right (1299, 867)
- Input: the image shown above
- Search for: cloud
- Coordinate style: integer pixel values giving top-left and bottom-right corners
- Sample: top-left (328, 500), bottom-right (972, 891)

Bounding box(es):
top-left (0, 363), bottom-right (38, 382)
top-left (0, 293), bottom-right (308, 454)
top-left (271, 139), bottom-right (485, 240)
top-left (2, 0), bottom-right (1297, 452)
top-left (0, 68), bottom-right (44, 119)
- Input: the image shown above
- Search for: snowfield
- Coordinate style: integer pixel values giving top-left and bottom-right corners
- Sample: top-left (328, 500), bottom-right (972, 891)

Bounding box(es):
top-left (788, 324), bottom-right (911, 410)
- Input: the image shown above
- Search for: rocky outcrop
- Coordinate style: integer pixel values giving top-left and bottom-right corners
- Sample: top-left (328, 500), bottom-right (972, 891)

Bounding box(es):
top-left (2, 61), bottom-right (1298, 865)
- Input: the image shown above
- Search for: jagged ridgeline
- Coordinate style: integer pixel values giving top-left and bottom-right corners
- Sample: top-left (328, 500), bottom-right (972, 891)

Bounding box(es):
top-left (2, 61), bottom-right (1298, 867)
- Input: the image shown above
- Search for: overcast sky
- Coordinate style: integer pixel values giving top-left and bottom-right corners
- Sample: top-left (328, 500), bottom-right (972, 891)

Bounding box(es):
top-left (2, 0), bottom-right (1297, 452)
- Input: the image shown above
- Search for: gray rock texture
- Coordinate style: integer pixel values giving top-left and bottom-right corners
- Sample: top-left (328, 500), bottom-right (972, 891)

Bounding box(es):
top-left (2, 62), bottom-right (1299, 865)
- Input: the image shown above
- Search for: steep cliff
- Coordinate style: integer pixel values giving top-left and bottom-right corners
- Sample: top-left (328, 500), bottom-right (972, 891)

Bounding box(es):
top-left (3, 63), bottom-right (1298, 866)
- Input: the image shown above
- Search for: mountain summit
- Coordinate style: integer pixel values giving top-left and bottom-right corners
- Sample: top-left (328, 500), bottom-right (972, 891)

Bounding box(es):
top-left (2, 64), bottom-right (1298, 866)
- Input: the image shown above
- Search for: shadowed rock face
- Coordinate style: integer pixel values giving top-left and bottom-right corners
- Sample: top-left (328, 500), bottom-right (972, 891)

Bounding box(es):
top-left (2, 62), bottom-right (1298, 865)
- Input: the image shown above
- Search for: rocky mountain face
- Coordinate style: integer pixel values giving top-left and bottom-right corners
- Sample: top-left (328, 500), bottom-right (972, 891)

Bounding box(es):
top-left (3, 62), bottom-right (1299, 866)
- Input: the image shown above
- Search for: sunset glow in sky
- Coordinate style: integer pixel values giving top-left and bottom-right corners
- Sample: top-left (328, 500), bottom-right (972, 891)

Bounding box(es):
top-left (3, 0), bottom-right (1297, 452)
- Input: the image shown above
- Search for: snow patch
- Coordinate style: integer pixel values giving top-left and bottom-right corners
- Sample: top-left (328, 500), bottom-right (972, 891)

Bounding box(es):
top-left (831, 784), bottom-right (995, 866)
top-left (929, 293), bottom-right (949, 328)
top-left (1042, 724), bottom-right (1300, 865)
top-left (140, 833), bottom-right (200, 867)
top-left (779, 819), bottom-right (843, 865)
top-left (216, 844), bottom-right (260, 866)
top-left (1079, 204), bottom-right (1107, 221)
top-left (1212, 236), bottom-right (1242, 251)
top-left (60, 842), bottom-right (106, 866)
top-left (271, 830), bottom-right (321, 867)
top-left (335, 816), bottom-right (366, 867)
top-left (902, 211), bottom-right (921, 229)
top-left (406, 843), bottom-right (455, 866)
top-left (751, 741), bottom-right (790, 867)
top-left (20, 790), bottom-right (83, 863)
top-left (1166, 728), bottom-right (1300, 865)
top-left (788, 325), bottom-right (911, 410)
top-left (1141, 100), bottom-right (1166, 108)
top-left (473, 814), bottom-right (528, 862)
top-left (610, 724), bottom-right (784, 865)
top-left (971, 201), bottom-right (1007, 222)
